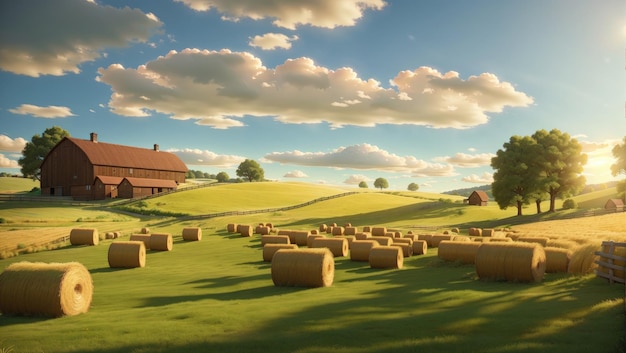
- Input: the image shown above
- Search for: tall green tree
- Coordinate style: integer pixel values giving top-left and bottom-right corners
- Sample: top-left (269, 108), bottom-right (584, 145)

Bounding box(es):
top-left (532, 129), bottom-right (587, 212)
top-left (18, 126), bottom-right (70, 180)
top-left (407, 182), bottom-right (419, 191)
top-left (491, 135), bottom-right (541, 216)
top-left (216, 171), bottom-right (229, 183)
top-left (236, 159), bottom-right (264, 182)
top-left (373, 177), bottom-right (388, 190)
top-left (611, 136), bottom-right (626, 202)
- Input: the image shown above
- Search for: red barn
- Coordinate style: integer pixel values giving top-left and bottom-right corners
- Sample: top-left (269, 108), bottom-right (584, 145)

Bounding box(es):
top-left (604, 199), bottom-right (624, 211)
top-left (466, 190), bottom-right (489, 206)
top-left (40, 133), bottom-right (187, 200)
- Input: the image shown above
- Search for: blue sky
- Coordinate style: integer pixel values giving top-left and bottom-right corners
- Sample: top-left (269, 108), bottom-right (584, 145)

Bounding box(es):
top-left (0, 0), bottom-right (624, 192)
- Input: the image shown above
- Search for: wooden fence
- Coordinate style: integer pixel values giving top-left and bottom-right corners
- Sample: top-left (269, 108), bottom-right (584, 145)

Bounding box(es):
top-left (593, 241), bottom-right (626, 312)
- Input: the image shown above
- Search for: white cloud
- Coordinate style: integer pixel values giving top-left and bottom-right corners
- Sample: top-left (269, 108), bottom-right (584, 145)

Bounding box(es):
top-left (174, 0), bottom-right (386, 29)
top-left (264, 143), bottom-right (456, 177)
top-left (249, 33), bottom-right (298, 50)
top-left (9, 104), bottom-right (75, 118)
top-left (0, 153), bottom-right (19, 168)
top-left (434, 152), bottom-right (496, 167)
top-left (0, 135), bottom-right (27, 152)
top-left (343, 174), bottom-right (369, 185)
top-left (462, 172), bottom-right (493, 184)
top-left (168, 148), bottom-right (245, 167)
top-left (0, 0), bottom-right (162, 77)
top-left (97, 49), bottom-right (533, 129)
top-left (283, 170), bottom-right (308, 178)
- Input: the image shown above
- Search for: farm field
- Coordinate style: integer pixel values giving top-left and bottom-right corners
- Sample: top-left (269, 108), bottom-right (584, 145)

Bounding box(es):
top-left (0, 181), bottom-right (624, 353)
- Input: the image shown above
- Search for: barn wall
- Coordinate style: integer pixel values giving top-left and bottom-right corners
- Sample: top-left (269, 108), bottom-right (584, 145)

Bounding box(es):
top-left (41, 140), bottom-right (93, 197)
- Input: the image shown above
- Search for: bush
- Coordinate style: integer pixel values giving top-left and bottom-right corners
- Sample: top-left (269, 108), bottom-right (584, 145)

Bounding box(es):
top-left (562, 198), bottom-right (577, 209)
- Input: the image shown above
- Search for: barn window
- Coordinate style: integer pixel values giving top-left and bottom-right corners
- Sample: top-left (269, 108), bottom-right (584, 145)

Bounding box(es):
top-left (85, 185), bottom-right (91, 191)
top-left (129, 168), bottom-right (133, 174)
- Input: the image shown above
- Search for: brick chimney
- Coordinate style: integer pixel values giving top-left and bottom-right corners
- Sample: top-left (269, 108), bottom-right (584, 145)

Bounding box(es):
top-left (90, 132), bottom-right (98, 143)
top-left (154, 144), bottom-right (159, 152)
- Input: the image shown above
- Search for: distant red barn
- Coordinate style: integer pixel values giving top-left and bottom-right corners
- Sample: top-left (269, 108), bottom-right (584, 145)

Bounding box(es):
top-left (604, 199), bottom-right (624, 211)
top-left (466, 190), bottom-right (489, 206)
top-left (40, 133), bottom-right (187, 200)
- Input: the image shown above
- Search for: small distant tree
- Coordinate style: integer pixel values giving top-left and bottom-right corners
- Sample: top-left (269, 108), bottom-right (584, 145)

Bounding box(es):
top-left (194, 170), bottom-right (204, 178)
top-left (236, 159), bottom-right (264, 182)
top-left (216, 171), bottom-right (229, 183)
top-left (611, 136), bottom-right (626, 202)
top-left (186, 170), bottom-right (195, 179)
top-left (407, 182), bottom-right (419, 191)
top-left (358, 181), bottom-right (368, 188)
top-left (374, 177), bottom-right (389, 190)
top-left (19, 126), bottom-right (70, 180)
top-left (562, 198), bottom-right (577, 209)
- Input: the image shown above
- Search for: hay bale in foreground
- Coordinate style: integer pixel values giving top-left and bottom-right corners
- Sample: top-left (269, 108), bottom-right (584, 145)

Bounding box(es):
top-left (306, 234), bottom-right (325, 248)
top-left (311, 237), bottom-right (348, 257)
top-left (544, 247), bottom-right (571, 273)
top-left (393, 238), bottom-right (413, 245)
top-left (149, 233), bottom-right (173, 251)
top-left (369, 246), bottom-right (403, 269)
top-left (518, 237), bottom-right (549, 247)
top-left (226, 223), bottom-right (238, 233)
top-left (412, 240), bottom-right (427, 255)
top-left (293, 231), bottom-right (312, 246)
top-left (370, 236), bottom-right (392, 246)
top-left (391, 243), bottom-right (413, 257)
top-left (431, 234), bottom-right (454, 248)
top-left (371, 227), bottom-right (387, 237)
top-left (239, 225), bottom-right (254, 237)
top-left (438, 241), bottom-right (482, 264)
top-left (263, 244), bottom-right (298, 262)
top-left (70, 228), bottom-right (99, 246)
top-left (182, 227), bottom-right (202, 241)
top-left (129, 234), bottom-right (151, 250)
top-left (350, 240), bottom-right (379, 261)
top-left (271, 248), bottom-right (334, 287)
top-left (0, 261), bottom-right (93, 317)
top-left (277, 229), bottom-right (296, 243)
top-left (108, 241), bottom-right (146, 268)
top-left (475, 242), bottom-right (546, 282)
top-left (261, 235), bottom-right (290, 246)
top-left (568, 242), bottom-right (601, 274)
top-left (418, 234), bottom-right (433, 247)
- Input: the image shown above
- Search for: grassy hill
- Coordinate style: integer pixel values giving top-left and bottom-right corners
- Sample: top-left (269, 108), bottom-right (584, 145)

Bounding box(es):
top-left (0, 177), bottom-right (39, 194)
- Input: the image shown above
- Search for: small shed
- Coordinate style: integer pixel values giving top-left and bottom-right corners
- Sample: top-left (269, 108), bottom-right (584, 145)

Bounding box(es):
top-left (604, 199), bottom-right (624, 211)
top-left (93, 176), bottom-right (123, 200)
top-left (118, 177), bottom-right (178, 199)
top-left (466, 190), bottom-right (489, 206)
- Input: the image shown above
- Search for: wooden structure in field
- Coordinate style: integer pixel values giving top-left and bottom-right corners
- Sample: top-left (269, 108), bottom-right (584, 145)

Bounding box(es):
top-left (604, 198), bottom-right (624, 211)
top-left (40, 133), bottom-right (187, 200)
top-left (465, 190), bottom-right (489, 206)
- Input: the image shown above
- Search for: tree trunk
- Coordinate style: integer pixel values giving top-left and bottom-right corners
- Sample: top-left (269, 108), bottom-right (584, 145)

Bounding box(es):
top-left (549, 192), bottom-right (557, 212)
top-left (516, 200), bottom-right (523, 216)
top-left (535, 199), bottom-right (542, 214)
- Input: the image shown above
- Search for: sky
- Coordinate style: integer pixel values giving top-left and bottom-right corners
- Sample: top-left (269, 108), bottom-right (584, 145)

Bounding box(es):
top-left (0, 0), bottom-right (624, 192)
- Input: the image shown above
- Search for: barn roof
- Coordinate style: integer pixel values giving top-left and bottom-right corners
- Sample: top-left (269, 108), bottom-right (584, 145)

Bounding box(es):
top-left (122, 177), bottom-right (178, 188)
top-left (470, 190), bottom-right (489, 201)
top-left (64, 137), bottom-right (188, 172)
top-left (94, 175), bottom-right (123, 185)
top-left (605, 198), bottom-right (624, 207)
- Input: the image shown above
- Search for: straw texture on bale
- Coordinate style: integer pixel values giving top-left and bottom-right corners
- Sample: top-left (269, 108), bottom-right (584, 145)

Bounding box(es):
top-left (0, 261), bottom-right (93, 317)
top-left (129, 234), bottom-right (151, 250)
top-left (149, 233), bottom-right (173, 251)
top-left (394, 231), bottom-right (403, 238)
top-left (468, 228), bottom-right (482, 237)
top-left (391, 243), bottom-right (413, 257)
top-left (319, 224), bottom-right (328, 233)
top-left (544, 247), bottom-right (572, 273)
top-left (384, 232), bottom-right (396, 238)
top-left (431, 234), bottom-right (454, 248)
top-left (568, 243), bottom-right (600, 274)
top-left (277, 229), bottom-right (296, 243)
top-left (331, 226), bottom-right (345, 236)
top-left (70, 228), bottom-right (99, 246)
top-left (344, 223), bottom-right (352, 228)
top-left (227, 223), bottom-right (238, 233)
top-left (418, 234), bottom-right (433, 247)
top-left (141, 227), bottom-right (150, 234)
top-left (182, 227), bottom-right (202, 241)
top-left (344, 226), bottom-right (358, 235)
top-left (451, 236), bottom-right (471, 242)
top-left (261, 235), bottom-right (291, 246)
top-left (326, 226), bottom-right (334, 234)
top-left (488, 237), bottom-right (513, 243)
top-left (105, 232), bottom-right (115, 240)
top-left (369, 246), bottom-right (403, 269)
top-left (371, 227), bottom-right (387, 237)
top-left (438, 241), bottom-right (482, 264)
top-left (355, 232), bottom-right (371, 240)
top-left (293, 231), bottom-right (312, 246)
top-left (482, 229), bottom-right (495, 237)
top-left (369, 236), bottom-right (392, 246)
top-left (307, 234), bottom-right (325, 248)
top-left (451, 228), bottom-right (460, 233)
top-left (362, 226), bottom-right (372, 233)
top-left (262, 244), bottom-right (298, 262)
top-left (310, 229), bottom-right (318, 235)
top-left (113, 231), bottom-right (121, 239)
top-left (393, 238), bottom-right (413, 245)
top-left (518, 237), bottom-right (549, 247)
top-left (334, 235), bottom-right (355, 248)
top-left (349, 240), bottom-right (379, 261)
top-left (475, 242), bottom-right (546, 282)
top-left (271, 248), bottom-right (334, 287)
top-left (108, 241), bottom-right (146, 268)
top-left (265, 223), bottom-right (273, 229)
top-left (311, 237), bottom-right (348, 257)
top-left (412, 240), bottom-right (428, 255)
top-left (403, 234), bottom-right (418, 241)
top-left (258, 226), bottom-right (271, 235)
top-left (239, 225), bottom-right (253, 237)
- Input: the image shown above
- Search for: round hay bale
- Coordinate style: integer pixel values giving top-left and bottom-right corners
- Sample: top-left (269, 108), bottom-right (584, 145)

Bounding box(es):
top-left (482, 229), bottom-right (495, 237)
top-left (371, 227), bottom-right (387, 237)
top-left (226, 223), bottom-right (238, 233)
top-left (451, 236), bottom-right (471, 242)
top-left (293, 231), bottom-right (312, 246)
top-left (344, 226), bottom-right (358, 236)
top-left (265, 223), bottom-right (273, 229)
top-left (546, 239), bottom-right (579, 250)
top-left (271, 248), bottom-right (334, 287)
top-left (70, 228), bottom-right (99, 246)
top-left (105, 232), bottom-right (115, 240)
top-left (370, 236), bottom-right (392, 246)
top-left (261, 235), bottom-right (290, 246)
top-left (113, 231), bottom-right (122, 239)
top-left (393, 238), bottom-right (413, 246)
top-left (403, 234), bottom-right (418, 241)
top-left (277, 229), bottom-right (296, 243)
top-left (262, 244), bottom-right (298, 262)
top-left (369, 246), bottom-right (403, 269)
top-left (431, 234), bottom-right (454, 248)
top-left (254, 224), bottom-right (265, 234)
top-left (344, 223), bottom-right (352, 228)
top-left (438, 241), bottom-right (482, 264)
top-left (469, 228), bottom-right (482, 236)
top-left (0, 261), bottom-right (93, 317)
top-left (310, 229), bottom-right (318, 235)
top-left (129, 234), bottom-right (151, 250)
top-left (350, 240), bottom-right (380, 261)
top-left (334, 235), bottom-right (355, 248)
top-left (394, 231), bottom-right (403, 238)
top-left (330, 223), bottom-right (338, 227)
top-left (391, 243), bottom-right (413, 257)
top-left (489, 237), bottom-right (513, 243)
top-left (475, 242), bottom-right (546, 282)
top-left (319, 224), bottom-right (328, 233)
top-left (355, 232), bottom-right (371, 240)
top-left (239, 225), bottom-right (253, 237)
top-left (306, 234), bottom-right (325, 248)
top-left (384, 232), bottom-right (396, 239)
top-left (108, 241), bottom-right (146, 268)
top-left (517, 237), bottom-right (548, 247)
top-left (311, 237), bottom-right (348, 257)
top-left (326, 226), bottom-right (334, 234)
top-left (568, 242), bottom-right (601, 274)
top-left (544, 247), bottom-right (572, 273)
top-left (141, 227), bottom-right (150, 234)
top-left (362, 226), bottom-right (372, 233)
top-left (182, 227), bottom-right (202, 241)
top-left (331, 226), bottom-right (345, 236)
top-left (412, 240), bottom-right (428, 255)
top-left (451, 228), bottom-right (460, 234)
top-left (418, 234), bottom-right (433, 247)
top-left (149, 233), bottom-right (173, 251)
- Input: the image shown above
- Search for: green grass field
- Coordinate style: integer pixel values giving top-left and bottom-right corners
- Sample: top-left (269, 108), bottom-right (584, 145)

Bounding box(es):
top-left (0, 181), bottom-right (624, 353)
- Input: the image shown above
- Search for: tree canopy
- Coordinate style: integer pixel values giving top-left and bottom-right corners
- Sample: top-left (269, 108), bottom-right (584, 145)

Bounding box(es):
top-left (407, 182), bottom-right (419, 191)
top-left (18, 126), bottom-right (70, 180)
top-left (236, 159), bottom-right (264, 182)
top-left (358, 181), bottom-right (368, 188)
top-left (216, 171), bottom-right (230, 183)
top-left (611, 136), bottom-right (626, 201)
top-left (374, 177), bottom-right (389, 190)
